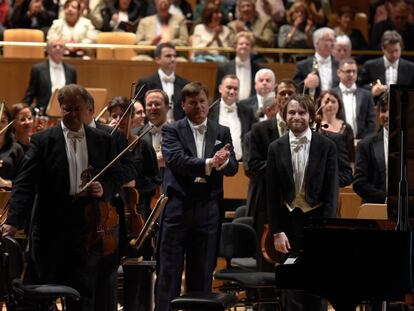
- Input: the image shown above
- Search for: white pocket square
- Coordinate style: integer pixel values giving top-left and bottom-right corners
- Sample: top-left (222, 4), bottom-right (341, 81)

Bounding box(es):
top-left (214, 140), bottom-right (222, 146)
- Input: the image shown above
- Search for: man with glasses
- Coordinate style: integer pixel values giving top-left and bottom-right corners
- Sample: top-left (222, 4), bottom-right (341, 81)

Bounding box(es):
top-left (332, 58), bottom-right (376, 139)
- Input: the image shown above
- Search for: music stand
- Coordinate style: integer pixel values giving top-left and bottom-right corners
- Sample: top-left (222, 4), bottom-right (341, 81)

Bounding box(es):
top-left (46, 88), bottom-right (108, 118)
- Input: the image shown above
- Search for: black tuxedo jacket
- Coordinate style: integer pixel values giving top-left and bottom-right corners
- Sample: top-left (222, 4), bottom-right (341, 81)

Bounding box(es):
top-left (22, 61), bottom-right (77, 109)
top-left (135, 72), bottom-right (189, 121)
top-left (358, 57), bottom-right (414, 88)
top-left (239, 95), bottom-right (259, 111)
top-left (332, 86), bottom-right (376, 139)
top-left (207, 101), bottom-right (256, 144)
top-left (215, 58), bottom-right (264, 99)
top-left (266, 132), bottom-right (339, 235)
top-left (353, 128), bottom-right (386, 204)
top-left (6, 125), bottom-right (121, 267)
top-left (293, 56), bottom-right (340, 97)
top-left (161, 118), bottom-right (238, 200)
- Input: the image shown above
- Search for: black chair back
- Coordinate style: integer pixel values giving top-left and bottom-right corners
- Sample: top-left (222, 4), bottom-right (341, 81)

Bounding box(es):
top-left (218, 222), bottom-right (256, 260)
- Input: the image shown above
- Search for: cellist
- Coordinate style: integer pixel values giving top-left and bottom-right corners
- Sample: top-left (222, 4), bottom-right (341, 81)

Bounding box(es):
top-left (1, 84), bottom-right (122, 311)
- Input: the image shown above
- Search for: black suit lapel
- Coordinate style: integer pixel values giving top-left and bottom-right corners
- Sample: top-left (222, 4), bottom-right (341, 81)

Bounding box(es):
top-left (305, 132), bottom-right (320, 188)
top-left (280, 135), bottom-right (294, 188)
top-left (179, 119), bottom-right (197, 157)
top-left (373, 129), bottom-right (386, 178)
top-left (205, 120), bottom-right (218, 158)
top-left (50, 126), bottom-right (70, 192)
top-left (378, 59), bottom-right (386, 84)
top-left (355, 88), bottom-right (363, 118)
top-left (267, 120), bottom-right (280, 143)
top-left (43, 61), bottom-right (52, 91)
top-left (208, 103), bottom-right (220, 123)
top-left (397, 60), bottom-right (408, 85)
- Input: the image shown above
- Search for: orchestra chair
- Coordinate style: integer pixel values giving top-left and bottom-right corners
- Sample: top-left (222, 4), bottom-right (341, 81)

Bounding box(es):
top-left (170, 292), bottom-right (238, 311)
top-left (214, 222), bottom-right (281, 310)
top-left (96, 32), bottom-right (137, 60)
top-left (357, 203), bottom-right (388, 220)
top-left (231, 217), bottom-right (255, 270)
top-left (234, 205), bottom-right (248, 219)
top-left (3, 29), bottom-right (45, 59)
top-left (0, 236), bottom-right (80, 310)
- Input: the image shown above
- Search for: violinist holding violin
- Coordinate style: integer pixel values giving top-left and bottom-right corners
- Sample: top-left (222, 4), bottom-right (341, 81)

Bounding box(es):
top-left (2, 84), bottom-right (122, 311)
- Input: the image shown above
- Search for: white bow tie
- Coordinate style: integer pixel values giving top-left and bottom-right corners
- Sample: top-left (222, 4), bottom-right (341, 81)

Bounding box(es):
top-left (317, 57), bottom-right (330, 65)
top-left (162, 75), bottom-right (175, 83)
top-left (291, 136), bottom-right (308, 152)
top-left (150, 126), bottom-right (162, 135)
top-left (224, 105), bottom-right (236, 113)
top-left (193, 124), bottom-right (207, 135)
top-left (342, 86), bottom-right (356, 95)
top-left (385, 62), bottom-right (397, 70)
top-left (68, 131), bottom-right (84, 140)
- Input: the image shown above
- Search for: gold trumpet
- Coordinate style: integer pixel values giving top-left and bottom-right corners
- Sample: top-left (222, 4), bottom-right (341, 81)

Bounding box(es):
top-left (129, 194), bottom-right (168, 250)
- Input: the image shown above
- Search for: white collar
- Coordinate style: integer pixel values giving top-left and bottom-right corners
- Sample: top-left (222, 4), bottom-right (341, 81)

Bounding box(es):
top-left (315, 53), bottom-right (331, 64)
top-left (339, 82), bottom-right (357, 92)
top-left (49, 58), bottom-right (63, 68)
top-left (383, 56), bottom-right (399, 69)
top-left (289, 127), bottom-right (312, 142)
top-left (61, 121), bottom-right (85, 136)
top-left (187, 118), bottom-right (207, 129)
top-left (158, 68), bottom-right (175, 80)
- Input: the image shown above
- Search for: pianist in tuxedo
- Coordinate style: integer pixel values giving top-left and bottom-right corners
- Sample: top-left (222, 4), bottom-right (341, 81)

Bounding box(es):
top-left (22, 39), bottom-right (77, 111)
top-left (156, 81), bottom-right (238, 311)
top-left (135, 42), bottom-right (189, 122)
top-left (267, 94), bottom-right (338, 310)
top-left (353, 91), bottom-right (388, 204)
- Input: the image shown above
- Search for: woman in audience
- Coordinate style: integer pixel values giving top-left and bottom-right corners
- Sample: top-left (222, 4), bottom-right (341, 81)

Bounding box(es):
top-left (191, 2), bottom-right (231, 62)
top-left (333, 6), bottom-right (368, 50)
top-left (101, 0), bottom-right (148, 32)
top-left (47, 0), bottom-right (98, 56)
top-left (278, 1), bottom-right (314, 49)
top-left (0, 106), bottom-right (24, 189)
top-left (317, 90), bottom-right (355, 162)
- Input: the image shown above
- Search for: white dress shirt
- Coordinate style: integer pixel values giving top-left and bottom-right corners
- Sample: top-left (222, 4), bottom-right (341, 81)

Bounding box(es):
top-left (149, 121), bottom-right (167, 151)
top-left (235, 56), bottom-right (251, 101)
top-left (61, 122), bottom-right (88, 195)
top-left (49, 59), bottom-right (66, 93)
top-left (384, 56), bottom-right (399, 86)
top-left (339, 82), bottom-right (358, 133)
top-left (158, 69), bottom-right (175, 122)
top-left (315, 53), bottom-right (332, 91)
top-left (219, 100), bottom-right (242, 160)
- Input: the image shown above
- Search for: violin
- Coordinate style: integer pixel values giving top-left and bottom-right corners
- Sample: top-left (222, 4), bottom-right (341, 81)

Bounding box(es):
top-left (80, 166), bottom-right (119, 256)
top-left (119, 180), bottom-right (145, 238)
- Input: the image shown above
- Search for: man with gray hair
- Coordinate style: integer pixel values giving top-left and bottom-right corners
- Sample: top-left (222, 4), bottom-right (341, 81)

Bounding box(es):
top-left (332, 34), bottom-right (352, 62)
top-left (293, 27), bottom-right (339, 99)
top-left (239, 68), bottom-right (276, 121)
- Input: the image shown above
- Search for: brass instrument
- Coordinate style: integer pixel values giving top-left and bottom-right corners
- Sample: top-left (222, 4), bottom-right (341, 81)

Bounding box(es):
top-left (129, 194), bottom-right (168, 249)
top-left (308, 58), bottom-right (319, 101)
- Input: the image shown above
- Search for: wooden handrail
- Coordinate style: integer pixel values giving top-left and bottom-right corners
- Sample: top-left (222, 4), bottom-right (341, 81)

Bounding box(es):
top-left (2, 40), bottom-right (414, 56)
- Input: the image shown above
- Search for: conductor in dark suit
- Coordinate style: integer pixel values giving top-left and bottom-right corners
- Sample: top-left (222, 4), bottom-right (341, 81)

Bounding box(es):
top-left (135, 42), bottom-right (189, 122)
top-left (22, 39), bottom-right (77, 111)
top-left (156, 81), bottom-right (238, 311)
top-left (353, 92), bottom-right (388, 204)
top-left (293, 27), bottom-right (339, 99)
top-left (358, 30), bottom-right (414, 98)
top-left (2, 84), bottom-right (122, 311)
top-left (267, 94), bottom-right (338, 310)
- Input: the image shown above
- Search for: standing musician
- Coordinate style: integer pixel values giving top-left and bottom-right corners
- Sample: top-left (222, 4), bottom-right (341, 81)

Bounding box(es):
top-left (156, 81), bottom-right (238, 311)
top-left (267, 94), bottom-right (338, 310)
top-left (107, 97), bottom-right (160, 311)
top-left (2, 84), bottom-right (122, 311)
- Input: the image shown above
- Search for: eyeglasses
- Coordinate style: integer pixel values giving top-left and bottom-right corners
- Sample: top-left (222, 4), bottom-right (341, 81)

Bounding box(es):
top-left (341, 69), bottom-right (357, 74)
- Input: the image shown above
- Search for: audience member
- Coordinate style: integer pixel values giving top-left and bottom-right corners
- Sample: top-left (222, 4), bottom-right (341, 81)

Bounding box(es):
top-left (47, 0), bottom-right (98, 56)
top-left (209, 74), bottom-right (256, 160)
top-left (317, 90), bottom-right (355, 162)
top-left (333, 6), bottom-right (368, 50)
top-left (191, 2), bottom-right (232, 63)
top-left (9, 0), bottom-right (58, 33)
top-left (304, 0), bottom-right (327, 26)
top-left (135, 42), bottom-right (189, 122)
top-left (239, 68), bottom-right (276, 120)
top-left (215, 31), bottom-right (264, 101)
top-left (293, 27), bottom-right (339, 99)
top-left (227, 0), bottom-right (275, 48)
top-left (101, 0), bottom-right (148, 32)
top-left (135, 0), bottom-right (188, 52)
top-left (371, 0), bottom-right (414, 50)
top-left (193, 0), bottom-right (233, 25)
top-left (332, 35), bottom-right (352, 62)
top-left (358, 30), bottom-right (414, 97)
top-left (332, 58), bottom-right (376, 139)
top-left (57, 0), bottom-right (104, 29)
top-left (255, 0), bottom-right (285, 26)
top-left (278, 1), bottom-right (314, 49)
top-left (22, 39), bottom-right (77, 110)
top-left (353, 91), bottom-right (388, 204)
top-left (169, 0), bottom-right (193, 23)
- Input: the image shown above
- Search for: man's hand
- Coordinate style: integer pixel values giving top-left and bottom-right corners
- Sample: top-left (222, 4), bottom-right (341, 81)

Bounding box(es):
top-left (304, 72), bottom-right (319, 89)
top-left (274, 232), bottom-right (291, 254)
top-left (87, 181), bottom-right (103, 197)
top-left (156, 149), bottom-right (165, 168)
top-left (372, 83), bottom-right (387, 97)
top-left (1, 224), bottom-right (18, 237)
top-left (211, 144), bottom-right (230, 168)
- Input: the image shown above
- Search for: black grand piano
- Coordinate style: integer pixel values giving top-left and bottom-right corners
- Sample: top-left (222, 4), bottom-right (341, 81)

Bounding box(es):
top-left (275, 85), bottom-right (414, 311)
